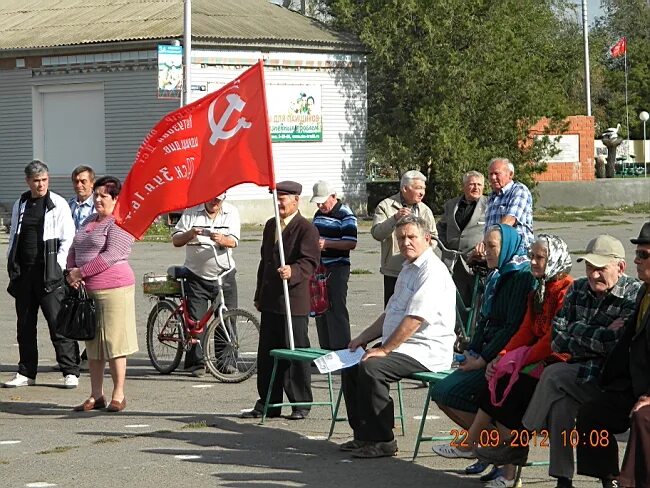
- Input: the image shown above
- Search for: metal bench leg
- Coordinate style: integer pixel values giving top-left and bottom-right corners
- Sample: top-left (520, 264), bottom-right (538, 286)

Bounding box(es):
top-left (326, 372), bottom-right (335, 419)
top-left (396, 381), bottom-right (405, 436)
top-left (412, 383), bottom-right (433, 461)
top-left (261, 357), bottom-right (279, 425)
top-left (328, 387), bottom-right (345, 439)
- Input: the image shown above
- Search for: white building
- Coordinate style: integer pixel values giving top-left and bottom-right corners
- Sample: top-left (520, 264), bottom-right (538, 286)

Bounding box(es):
top-left (0, 0), bottom-right (367, 223)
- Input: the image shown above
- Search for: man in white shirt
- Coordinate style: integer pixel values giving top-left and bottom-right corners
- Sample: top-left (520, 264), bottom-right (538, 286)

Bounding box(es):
top-left (340, 215), bottom-right (456, 458)
top-left (172, 192), bottom-right (240, 376)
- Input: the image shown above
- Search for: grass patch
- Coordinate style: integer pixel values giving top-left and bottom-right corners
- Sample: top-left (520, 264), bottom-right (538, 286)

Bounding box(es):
top-left (570, 250), bottom-right (588, 255)
top-left (587, 220), bottom-right (633, 227)
top-left (181, 421), bottom-right (208, 430)
top-left (0, 460), bottom-right (8, 465)
top-left (240, 238), bottom-right (259, 242)
top-left (351, 268), bottom-right (372, 275)
top-left (37, 445), bottom-right (78, 455)
top-left (93, 437), bottom-right (121, 445)
top-left (536, 203), bottom-right (650, 223)
top-left (141, 221), bottom-right (173, 242)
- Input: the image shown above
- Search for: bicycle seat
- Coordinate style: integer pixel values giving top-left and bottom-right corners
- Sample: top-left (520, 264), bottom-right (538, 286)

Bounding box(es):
top-left (167, 266), bottom-right (191, 280)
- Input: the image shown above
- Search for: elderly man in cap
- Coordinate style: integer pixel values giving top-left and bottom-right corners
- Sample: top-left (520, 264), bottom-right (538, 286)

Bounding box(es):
top-left (371, 170), bottom-right (437, 306)
top-left (310, 180), bottom-right (358, 350)
top-left (242, 181), bottom-right (320, 420)
top-left (521, 234), bottom-right (641, 488)
top-left (172, 192), bottom-right (241, 376)
top-left (575, 222), bottom-right (650, 488)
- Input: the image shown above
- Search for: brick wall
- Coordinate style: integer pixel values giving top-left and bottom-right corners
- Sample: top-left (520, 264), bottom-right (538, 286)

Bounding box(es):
top-left (529, 115), bottom-right (595, 182)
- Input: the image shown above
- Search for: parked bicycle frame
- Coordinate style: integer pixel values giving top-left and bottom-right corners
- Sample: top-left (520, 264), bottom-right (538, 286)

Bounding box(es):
top-left (144, 242), bottom-right (260, 383)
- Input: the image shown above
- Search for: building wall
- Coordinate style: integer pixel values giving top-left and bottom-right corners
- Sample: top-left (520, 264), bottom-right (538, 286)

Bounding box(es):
top-left (530, 115), bottom-right (595, 182)
top-left (0, 48), bottom-right (367, 224)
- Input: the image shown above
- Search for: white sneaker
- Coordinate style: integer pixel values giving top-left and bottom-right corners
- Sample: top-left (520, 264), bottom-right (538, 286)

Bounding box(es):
top-left (63, 374), bottom-right (79, 389)
top-left (485, 475), bottom-right (522, 488)
top-left (431, 443), bottom-right (476, 459)
top-left (3, 373), bottom-right (35, 388)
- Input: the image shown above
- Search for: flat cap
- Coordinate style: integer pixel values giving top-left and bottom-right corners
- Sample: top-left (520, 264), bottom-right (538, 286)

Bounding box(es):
top-left (276, 181), bottom-right (302, 196)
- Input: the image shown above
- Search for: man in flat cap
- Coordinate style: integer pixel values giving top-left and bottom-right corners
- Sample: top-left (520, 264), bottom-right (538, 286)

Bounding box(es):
top-left (575, 222), bottom-right (650, 488)
top-left (241, 181), bottom-right (320, 420)
top-left (520, 234), bottom-right (641, 488)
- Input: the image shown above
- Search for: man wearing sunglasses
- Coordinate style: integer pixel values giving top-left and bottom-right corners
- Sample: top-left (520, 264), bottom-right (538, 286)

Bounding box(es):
top-left (575, 222), bottom-right (650, 488)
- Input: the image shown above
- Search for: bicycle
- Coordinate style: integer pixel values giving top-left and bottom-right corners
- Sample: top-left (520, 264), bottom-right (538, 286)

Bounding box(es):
top-left (143, 243), bottom-right (260, 383)
top-left (433, 237), bottom-right (487, 352)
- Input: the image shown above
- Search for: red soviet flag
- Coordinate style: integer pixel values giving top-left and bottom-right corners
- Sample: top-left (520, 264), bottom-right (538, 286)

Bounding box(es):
top-left (114, 60), bottom-right (275, 239)
top-left (609, 37), bottom-right (627, 58)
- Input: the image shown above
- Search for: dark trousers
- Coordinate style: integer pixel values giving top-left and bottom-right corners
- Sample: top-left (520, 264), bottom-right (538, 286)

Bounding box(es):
top-left (383, 275), bottom-right (398, 307)
top-left (620, 404), bottom-right (650, 487)
top-left (576, 388), bottom-right (636, 479)
top-left (15, 266), bottom-right (79, 379)
top-left (342, 352), bottom-right (424, 442)
top-left (254, 312), bottom-right (312, 415)
top-left (184, 270), bottom-right (238, 368)
top-left (315, 264), bottom-right (351, 350)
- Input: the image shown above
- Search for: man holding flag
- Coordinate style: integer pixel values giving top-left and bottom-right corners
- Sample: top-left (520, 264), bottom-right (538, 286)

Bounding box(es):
top-left (241, 181), bottom-right (320, 420)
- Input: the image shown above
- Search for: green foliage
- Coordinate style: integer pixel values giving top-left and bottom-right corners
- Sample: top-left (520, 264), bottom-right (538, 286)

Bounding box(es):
top-left (319, 0), bottom-right (585, 211)
top-left (141, 219), bottom-right (172, 242)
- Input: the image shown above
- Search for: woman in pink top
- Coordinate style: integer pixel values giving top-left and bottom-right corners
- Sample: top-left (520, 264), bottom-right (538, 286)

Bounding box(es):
top-left (67, 176), bottom-right (137, 413)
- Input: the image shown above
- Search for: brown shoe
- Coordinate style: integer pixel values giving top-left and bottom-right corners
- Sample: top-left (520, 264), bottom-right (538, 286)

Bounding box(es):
top-left (73, 396), bottom-right (107, 412)
top-left (351, 440), bottom-right (398, 458)
top-left (106, 398), bottom-right (127, 412)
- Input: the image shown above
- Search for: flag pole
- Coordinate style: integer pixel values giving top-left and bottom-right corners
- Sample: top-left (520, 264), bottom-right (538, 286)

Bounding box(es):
top-left (258, 59), bottom-right (295, 350)
top-left (624, 48), bottom-right (630, 171)
top-left (271, 191), bottom-right (295, 350)
top-left (183, 0), bottom-right (192, 107)
top-left (581, 0), bottom-right (592, 116)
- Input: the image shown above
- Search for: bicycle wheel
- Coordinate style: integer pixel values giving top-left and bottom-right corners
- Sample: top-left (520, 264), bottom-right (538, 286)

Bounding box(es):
top-left (146, 299), bottom-right (184, 374)
top-left (204, 308), bottom-right (260, 383)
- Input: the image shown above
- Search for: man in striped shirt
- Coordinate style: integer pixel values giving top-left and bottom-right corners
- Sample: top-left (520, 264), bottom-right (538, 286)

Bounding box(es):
top-left (310, 181), bottom-right (357, 350)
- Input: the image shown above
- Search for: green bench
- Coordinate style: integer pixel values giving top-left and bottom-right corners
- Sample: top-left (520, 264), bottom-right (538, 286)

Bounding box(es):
top-left (260, 348), bottom-right (335, 423)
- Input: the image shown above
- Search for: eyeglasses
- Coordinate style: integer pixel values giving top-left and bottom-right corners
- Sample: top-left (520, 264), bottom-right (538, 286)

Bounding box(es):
top-left (635, 250), bottom-right (650, 260)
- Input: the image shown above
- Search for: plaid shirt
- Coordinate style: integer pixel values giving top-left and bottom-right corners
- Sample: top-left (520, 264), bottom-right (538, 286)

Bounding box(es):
top-left (551, 275), bottom-right (641, 383)
top-left (485, 181), bottom-right (533, 251)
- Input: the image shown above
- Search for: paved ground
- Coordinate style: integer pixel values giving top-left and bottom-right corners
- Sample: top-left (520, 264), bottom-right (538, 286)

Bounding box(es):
top-left (0, 213), bottom-right (647, 488)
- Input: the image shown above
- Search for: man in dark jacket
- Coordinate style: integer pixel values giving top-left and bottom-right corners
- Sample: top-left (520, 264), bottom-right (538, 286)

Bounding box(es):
top-left (241, 181), bottom-right (320, 420)
top-left (3, 160), bottom-right (79, 388)
top-left (576, 222), bottom-right (650, 488)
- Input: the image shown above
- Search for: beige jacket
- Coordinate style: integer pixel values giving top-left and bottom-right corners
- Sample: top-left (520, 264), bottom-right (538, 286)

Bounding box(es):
top-left (370, 192), bottom-right (438, 277)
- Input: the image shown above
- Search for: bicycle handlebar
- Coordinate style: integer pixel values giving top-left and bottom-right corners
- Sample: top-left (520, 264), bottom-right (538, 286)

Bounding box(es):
top-left (187, 241), bottom-right (235, 280)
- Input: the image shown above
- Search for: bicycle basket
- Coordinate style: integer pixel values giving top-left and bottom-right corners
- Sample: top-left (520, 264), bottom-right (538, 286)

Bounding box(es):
top-left (142, 273), bottom-right (182, 296)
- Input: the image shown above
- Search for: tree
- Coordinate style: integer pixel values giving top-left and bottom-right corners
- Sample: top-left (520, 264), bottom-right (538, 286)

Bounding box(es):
top-left (317, 0), bottom-right (588, 210)
top-left (591, 0), bottom-right (650, 139)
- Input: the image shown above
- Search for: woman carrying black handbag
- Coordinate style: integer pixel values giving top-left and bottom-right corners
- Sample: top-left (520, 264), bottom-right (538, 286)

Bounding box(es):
top-left (66, 176), bottom-right (137, 413)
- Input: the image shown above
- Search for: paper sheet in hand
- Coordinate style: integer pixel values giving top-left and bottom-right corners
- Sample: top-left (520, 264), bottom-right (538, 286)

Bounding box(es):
top-left (314, 347), bottom-right (365, 373)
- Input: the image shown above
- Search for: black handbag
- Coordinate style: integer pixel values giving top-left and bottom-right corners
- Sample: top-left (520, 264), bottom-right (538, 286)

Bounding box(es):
top-left (56, 283), bottom-right (96, 341)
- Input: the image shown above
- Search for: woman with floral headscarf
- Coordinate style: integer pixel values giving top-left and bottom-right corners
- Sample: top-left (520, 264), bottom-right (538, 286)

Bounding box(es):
top-left (430, 225), bottom-right (536, 444)
top-left (433, 233), bottom-right (573, 488)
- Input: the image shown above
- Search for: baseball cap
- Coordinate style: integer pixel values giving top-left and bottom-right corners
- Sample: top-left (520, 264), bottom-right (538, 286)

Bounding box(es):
top-left (310, 180), bottom-right (335, 204)
top-left (577, 234), bottom-right (625, 267)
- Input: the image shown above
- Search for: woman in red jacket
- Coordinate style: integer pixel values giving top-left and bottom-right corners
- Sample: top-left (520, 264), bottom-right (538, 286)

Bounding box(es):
top-left (432, 234), bottom-right (573, 488)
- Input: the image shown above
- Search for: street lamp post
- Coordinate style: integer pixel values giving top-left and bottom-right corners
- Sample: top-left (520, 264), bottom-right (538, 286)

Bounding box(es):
top-left (641, 111), bottom-right (649, 177)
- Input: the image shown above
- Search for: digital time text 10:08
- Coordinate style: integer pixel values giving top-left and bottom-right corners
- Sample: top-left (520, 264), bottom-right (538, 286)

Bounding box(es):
top-left (449, 429), bottom-right (610, 448)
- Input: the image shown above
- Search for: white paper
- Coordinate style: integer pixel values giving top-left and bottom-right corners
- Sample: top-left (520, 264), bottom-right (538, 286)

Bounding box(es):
top-left (314, 347), bottom-right (365, 373)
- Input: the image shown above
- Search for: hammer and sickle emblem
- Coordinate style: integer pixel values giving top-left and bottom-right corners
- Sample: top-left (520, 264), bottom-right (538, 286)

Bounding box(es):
top-left (208, 92), bottom-right (252, 145)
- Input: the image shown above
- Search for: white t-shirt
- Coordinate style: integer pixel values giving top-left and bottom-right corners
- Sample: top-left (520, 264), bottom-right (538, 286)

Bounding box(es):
top-left (173, 202), bottom-right (241, 280)
top-left (382, 247), bottom-right (456, 372)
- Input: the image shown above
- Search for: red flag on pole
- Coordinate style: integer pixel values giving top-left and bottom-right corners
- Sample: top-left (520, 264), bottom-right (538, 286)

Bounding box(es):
top-left (609, 37), bottom-right (627, 58)
top-left (114, 60), bottom-right (275, 238)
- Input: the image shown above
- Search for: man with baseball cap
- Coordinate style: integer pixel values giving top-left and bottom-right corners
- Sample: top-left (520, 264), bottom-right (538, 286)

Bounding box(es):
top-left (522, 234), bottom-right (641, 488)
top-left (575, 222), bottom-right (650, 488)
top-left (242, 181), bottom-right (320, 420)
top-left (310, 180), bottom-right (358, 350)
top-left (172, 192), bottom-right (240, 376)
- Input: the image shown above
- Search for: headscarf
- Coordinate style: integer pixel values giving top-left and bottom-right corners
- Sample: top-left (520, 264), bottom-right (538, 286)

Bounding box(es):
top-left (531, 234), bottom-right (572, 313)
top-left (481, 224), bottom-right (530, 318)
